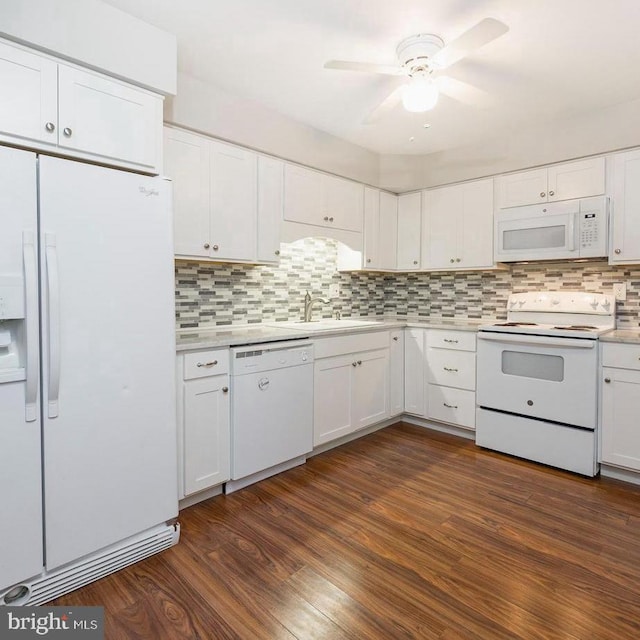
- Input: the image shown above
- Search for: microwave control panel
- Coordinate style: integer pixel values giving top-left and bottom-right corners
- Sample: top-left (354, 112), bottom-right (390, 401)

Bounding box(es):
top-left (579, 211), bottom-right (606, 257)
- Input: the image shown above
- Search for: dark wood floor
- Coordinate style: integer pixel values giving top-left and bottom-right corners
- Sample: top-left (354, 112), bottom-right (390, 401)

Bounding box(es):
top-left (54, 422), bottom-right (640, 639)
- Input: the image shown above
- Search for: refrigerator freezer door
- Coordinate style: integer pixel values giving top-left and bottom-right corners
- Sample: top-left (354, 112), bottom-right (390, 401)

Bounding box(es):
top-left (0, 146), bottom-right (43, 591)
top-left (38, 157), bottom-right (178, 571)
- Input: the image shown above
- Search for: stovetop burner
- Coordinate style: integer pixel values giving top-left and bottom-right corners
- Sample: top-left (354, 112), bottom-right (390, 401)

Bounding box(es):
top-left (552, 325), bottom-right (598, 331)
top-left (493, 322), bottom-right (538, 327)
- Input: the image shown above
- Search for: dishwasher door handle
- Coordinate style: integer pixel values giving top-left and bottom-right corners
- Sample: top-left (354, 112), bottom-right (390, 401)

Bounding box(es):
top-left (258, 377), bottom-right (270, 390)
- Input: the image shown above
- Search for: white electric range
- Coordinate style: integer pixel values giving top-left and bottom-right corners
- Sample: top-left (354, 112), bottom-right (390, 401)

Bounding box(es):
top-left (475, 291), bottom-right (615, 476)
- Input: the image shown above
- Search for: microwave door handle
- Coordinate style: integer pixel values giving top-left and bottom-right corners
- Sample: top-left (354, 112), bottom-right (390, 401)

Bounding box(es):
top-left (567, 213), bottom-right (577, 251)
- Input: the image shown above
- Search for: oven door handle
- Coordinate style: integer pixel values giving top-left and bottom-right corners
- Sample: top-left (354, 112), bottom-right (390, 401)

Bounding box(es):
top-left (477, 332), bottom-right (596, 349)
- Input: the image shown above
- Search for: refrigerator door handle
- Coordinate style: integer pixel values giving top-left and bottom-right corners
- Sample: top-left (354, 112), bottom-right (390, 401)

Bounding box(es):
top-left (45, 233), bottom-right (61, 418)
top-left (23, 231), bottom-right (39, 422)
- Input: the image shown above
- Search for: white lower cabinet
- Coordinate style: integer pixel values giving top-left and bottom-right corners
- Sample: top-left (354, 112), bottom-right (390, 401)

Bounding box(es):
top-left (426, 329), bottom-right (477, 430)
top-left (313, 332), bottom-right (390, 446)
top-left (177, 349), bottom-right (231, 499)
top-left (601, 343), bottom-right (640, 472)
top-left (404, 328), bottom-right (427, 416)
top-left (389, 330), bottom-right (405, 416)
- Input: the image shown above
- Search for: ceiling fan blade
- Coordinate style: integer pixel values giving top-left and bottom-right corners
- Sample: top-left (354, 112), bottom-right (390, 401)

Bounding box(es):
top-left (363, 84), bottom-right (405, 124)
top-left (436, 75), bottom-right (494, 108)
top-left (324, 60), bottom-right (403, 76)
top-left (430, 18), bottom-right (509, 69)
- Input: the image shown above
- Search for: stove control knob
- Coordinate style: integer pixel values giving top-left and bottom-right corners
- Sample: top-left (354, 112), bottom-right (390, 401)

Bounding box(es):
top-left (551, 298), bottom-right (560, 305)
top-left (602, 300), bottom-right (611, 311)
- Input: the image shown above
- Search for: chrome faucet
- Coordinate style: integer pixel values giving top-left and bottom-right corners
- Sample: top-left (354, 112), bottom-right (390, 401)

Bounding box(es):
top-left (303, 290), bottom-right (330, 322)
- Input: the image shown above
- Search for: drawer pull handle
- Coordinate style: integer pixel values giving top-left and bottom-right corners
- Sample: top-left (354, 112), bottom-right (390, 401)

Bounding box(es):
top-left (443, 402), bottom-right (458, 409)
top-left (443, 339), bottom-right (459, 344)
top-left (443, 367), bottom-right (459, 372)
top-left (197, 360), bottom-right (218, 367)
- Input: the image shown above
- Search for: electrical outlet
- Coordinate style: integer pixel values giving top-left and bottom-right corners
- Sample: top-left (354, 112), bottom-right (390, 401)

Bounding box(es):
top-left (613, 282), bottom-right (627, 301)
top-left (329, 283), bottom-right (340, 298)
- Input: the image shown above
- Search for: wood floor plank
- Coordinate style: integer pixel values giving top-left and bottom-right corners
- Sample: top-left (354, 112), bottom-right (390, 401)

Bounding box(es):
top-left (52, 422), bottom-right (640, 640)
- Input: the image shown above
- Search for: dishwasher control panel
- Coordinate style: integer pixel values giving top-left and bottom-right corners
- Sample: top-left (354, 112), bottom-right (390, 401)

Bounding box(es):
top-left (231, 340), bottom-right (314, 375)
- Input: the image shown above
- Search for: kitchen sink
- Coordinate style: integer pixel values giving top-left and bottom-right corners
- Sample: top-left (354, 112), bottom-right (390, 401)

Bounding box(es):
top-left (267, 319), bottom-right (383, 332)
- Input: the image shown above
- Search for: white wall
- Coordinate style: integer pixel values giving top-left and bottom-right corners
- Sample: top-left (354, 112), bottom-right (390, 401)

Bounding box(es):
top-left (164, 72), bottom-right (380, 186)
top-left (0, 0), bottom-right (176, 94)
top-left (380, 97), bottom-right (640, 192)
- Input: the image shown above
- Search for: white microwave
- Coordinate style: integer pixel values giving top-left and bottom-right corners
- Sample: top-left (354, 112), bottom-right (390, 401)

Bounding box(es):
top-left (494, 196), bottom-right (609, 262)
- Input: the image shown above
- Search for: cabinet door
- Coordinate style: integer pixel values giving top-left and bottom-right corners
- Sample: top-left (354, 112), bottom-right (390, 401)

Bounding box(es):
top-left (404, 329), bottom-right (426, 416)
top-left (547, 157), bottom-right (605, 202)
top-left (363, 187), bottom-right (380, 269)
top-left (611, 149), bottom-right (640, 263)
top-left (458, 178), bottom-right (494, 269)
top-left (210, 141), bottom-right (257, 261)
top-left (389, 331), bottom-right (405, 416)
top-left (283, 164), bottom-right (325, 226)
top-left (325, 175), bottom-right (364, 232)
top-left (397, 192), bottom-right (422, 269)
top-left (425, 185), bottom-right (460, 269)
top-left (379, 192), bottom-right (398, 270)
top-left (0, 41), bottom-right (58, 146)
top-left (183, 376), bottom-right (230, 495)
top-left (57, 65), bottom-right (161, 171)
top-left (314, 355), bottom-right (354, 446)
top-left (163, 127), bottom-right (211, 258)
top-left (353, 349), bottom-right (390, 430)
top-left (257, 156), bottom-right (283, 262)
top-left (497, 168), bottom-right (548, 208)
top-left (601, 368), bottom-right (640, 471)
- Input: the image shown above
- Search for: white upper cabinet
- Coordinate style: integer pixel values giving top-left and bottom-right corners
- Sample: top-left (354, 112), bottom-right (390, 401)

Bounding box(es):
top-left (397, 192), bottom-right (422, 269)
top-left (284, 164), bottom-right (363, 232)
top-left (257, 156), bottom-right (284, 263)
top-left (362, 187), bottom-right (380, 269)
top-left (610, 149), bottom-right (640, 264)
top-left (164, 127), bottom-right (261, 263)
top-left (497, 157), bottom-right (605, 208)
top-left (0, 39), bottom-right (162, 173)
top-left (0, 40), bottom-right (57, 145)
top-left (379, 191), bottom-right (398, 270)
top-left (209, 141), bottom-right (257, 262)
top-left (57, 66), bottom-right (161, 170)
top-left (424, 178), bottom-right (494, 270)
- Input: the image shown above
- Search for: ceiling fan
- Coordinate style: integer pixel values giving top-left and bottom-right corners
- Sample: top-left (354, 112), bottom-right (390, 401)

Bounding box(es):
top-left (324, 18), bottom-right (509, 123)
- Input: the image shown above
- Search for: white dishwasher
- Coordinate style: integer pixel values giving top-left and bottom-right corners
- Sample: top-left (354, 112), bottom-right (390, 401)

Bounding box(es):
top-left (226, 340), bottom-right (314, 493)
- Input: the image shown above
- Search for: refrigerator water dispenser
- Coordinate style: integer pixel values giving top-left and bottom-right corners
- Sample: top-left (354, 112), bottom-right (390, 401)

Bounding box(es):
top-left (0, 326), bottom-right (19, 369)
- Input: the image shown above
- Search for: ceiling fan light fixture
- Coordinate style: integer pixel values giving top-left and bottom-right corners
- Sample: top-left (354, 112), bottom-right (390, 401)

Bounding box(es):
top-left (402, 75), bottom-right (439, 112)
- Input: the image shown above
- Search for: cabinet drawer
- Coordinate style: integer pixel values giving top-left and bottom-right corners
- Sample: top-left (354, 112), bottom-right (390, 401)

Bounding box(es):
top-left (602, 342), bottom-right (640, 370)
top-left (427, 349), bottom-right (476, 391)
top-left (183, 349), bottom-right (230, 380)
top-left (427, 329), bottom-right (476, 352)
top-left (427, 385), bottom-right (476, 429)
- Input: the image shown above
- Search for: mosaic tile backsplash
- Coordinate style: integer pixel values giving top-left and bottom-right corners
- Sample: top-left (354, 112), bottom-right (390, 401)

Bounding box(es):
top-left (175, 238), bottom-right (640, 329)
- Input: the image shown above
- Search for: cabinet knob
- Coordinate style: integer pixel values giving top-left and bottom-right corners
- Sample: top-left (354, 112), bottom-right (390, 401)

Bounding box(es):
top-left (413, 260), bottom-right (418, 265)
top-left (323, 216), bottom-right (329, 221)
top-left (366, 258), bottom-right (371, 263)
top-left (329, 217), bottom-right (334, 222)
top-left (274, 249), bottom-right (280, 256)
top-left (45, 122), bottom-right (55, 132)
top-left (456, 258), bottom-right (461, 263)
top-left (450, 258), bottom-right (455, 263)
top-left (352, 361), bottom-right (357, 367)
top-left (63, 127), bottom-right (73, 137)
top-left (540, 192), bottom-right (546, 198)
top-left (615, 249), bottom-right (622, 255)
top-left (604, 378), bottom-right (611, 383)
top-left (357, 360), bottom-right (362, 366)
top-left (204, 243), bottom-right (210, 249)
top-left (393, 336), bottom-right (399, 341)
top-left (548, 190), bottom-right (555, 196)
top-left (213, 244), bottom-right (219, 251)
top-left (222, 386), bottom-right (229, 393)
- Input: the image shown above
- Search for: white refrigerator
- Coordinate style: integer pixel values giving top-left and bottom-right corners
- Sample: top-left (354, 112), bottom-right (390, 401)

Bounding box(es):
top-left (0, 147), bottom-right (179, 606)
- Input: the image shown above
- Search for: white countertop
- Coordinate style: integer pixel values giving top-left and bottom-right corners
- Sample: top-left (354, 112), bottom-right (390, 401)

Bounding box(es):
top-left (600, 330), bottom-right (640, 344)
top-left (176, 316), bottom-right (490, 351)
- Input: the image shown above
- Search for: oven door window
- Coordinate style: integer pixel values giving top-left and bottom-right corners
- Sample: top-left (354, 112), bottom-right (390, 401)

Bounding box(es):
top-left (503, 225), bottom-right (566, 250)
top-left (501, 350), bottom-right (564, 382)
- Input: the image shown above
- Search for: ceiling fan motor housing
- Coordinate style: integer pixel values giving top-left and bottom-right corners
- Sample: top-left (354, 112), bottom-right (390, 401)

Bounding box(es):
top-left (396, 34), bottom-right (445, 74)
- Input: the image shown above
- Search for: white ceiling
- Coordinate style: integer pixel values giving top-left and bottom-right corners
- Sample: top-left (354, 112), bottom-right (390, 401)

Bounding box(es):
top-left (104, 0), bottom-right (640, 156)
